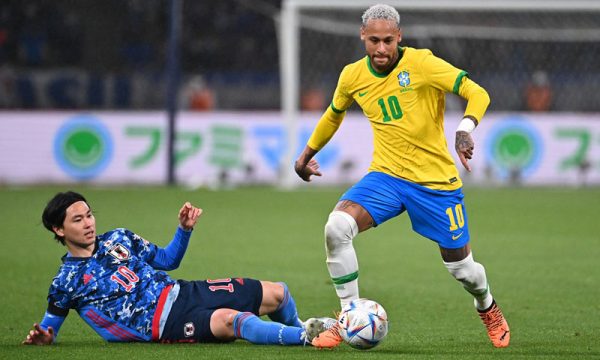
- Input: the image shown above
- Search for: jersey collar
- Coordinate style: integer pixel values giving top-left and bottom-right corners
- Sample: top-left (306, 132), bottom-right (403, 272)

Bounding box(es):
top-left (61, 238), bottom-right (100, 262)
top-left (366, 46), bottom-right (404, 78)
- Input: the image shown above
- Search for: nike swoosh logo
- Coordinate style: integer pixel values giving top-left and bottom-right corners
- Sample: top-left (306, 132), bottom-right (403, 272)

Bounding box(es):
top-left (451, 232), bottom-right (464, 240)
top-left (358, 91), bottom-right (368, 97)
top-left (500, 330), bottom-right (509, 341)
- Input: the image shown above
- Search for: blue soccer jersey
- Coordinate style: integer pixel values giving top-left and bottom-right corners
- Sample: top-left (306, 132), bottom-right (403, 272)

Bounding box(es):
top-left (46, 228), bottom-right (177, 341)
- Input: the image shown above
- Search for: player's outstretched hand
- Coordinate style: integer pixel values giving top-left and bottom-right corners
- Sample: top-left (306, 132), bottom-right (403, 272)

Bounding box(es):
top-left (294, 158), bottom-right (322, 182)
top-left (22, 323), bottom-right (53, 345)
top-left (455, 131), bottom-right (475, 172)
top-left (179, 202), bottom-right (202, 231)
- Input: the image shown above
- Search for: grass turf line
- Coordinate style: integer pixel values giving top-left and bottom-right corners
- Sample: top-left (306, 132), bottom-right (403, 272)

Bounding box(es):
top-left (1, 186), bottom-right (599, 359)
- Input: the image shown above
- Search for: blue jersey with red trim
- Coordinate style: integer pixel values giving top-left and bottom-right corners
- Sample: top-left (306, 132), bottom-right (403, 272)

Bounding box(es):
top-left (47, 228), bottom-right (176, 341)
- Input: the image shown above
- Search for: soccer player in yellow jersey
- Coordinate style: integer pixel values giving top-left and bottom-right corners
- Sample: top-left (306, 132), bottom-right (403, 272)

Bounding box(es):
top-left (294, 4), bottom-right (510, 349)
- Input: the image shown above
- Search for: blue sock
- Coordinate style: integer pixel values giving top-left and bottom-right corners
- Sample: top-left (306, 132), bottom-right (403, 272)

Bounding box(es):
top-left (233, 312), bottom-right (305, 345)
top-left (267, 282), bottom-right (303, 328)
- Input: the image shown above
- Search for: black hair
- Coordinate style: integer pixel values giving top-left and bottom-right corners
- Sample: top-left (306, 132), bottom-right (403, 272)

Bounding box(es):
top-left (42, 191), bottom-right (88, 245)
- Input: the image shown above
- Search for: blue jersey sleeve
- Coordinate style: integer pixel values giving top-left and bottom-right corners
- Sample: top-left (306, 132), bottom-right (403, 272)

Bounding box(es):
top-left (39, 311), bottom-right (66, 341)
top-left (149, 227), bottom-right (192, 271)
top-left (40, 301), bottom-right (69, 339)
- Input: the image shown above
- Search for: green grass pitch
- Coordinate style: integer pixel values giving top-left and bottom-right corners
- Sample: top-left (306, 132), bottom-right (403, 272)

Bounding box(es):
top-left (1, 185), bottom-right (599, 359)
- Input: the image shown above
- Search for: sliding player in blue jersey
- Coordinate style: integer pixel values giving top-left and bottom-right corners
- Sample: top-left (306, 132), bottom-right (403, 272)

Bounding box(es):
top-left (23, 191), bottom-right (333, 346)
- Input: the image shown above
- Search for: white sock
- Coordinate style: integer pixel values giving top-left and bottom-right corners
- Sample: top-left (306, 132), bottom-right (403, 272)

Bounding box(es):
top-left (444, 252), bottom-right (494, 310)
top-left (324, 211), bottom-right (359, 309)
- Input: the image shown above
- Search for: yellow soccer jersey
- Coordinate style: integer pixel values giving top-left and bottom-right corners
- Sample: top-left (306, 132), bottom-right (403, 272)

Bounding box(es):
top-left (316, 47), bottom-right (478, 190)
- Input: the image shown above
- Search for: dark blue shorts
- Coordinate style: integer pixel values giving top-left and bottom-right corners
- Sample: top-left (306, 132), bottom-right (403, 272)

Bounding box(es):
top-left (340, 171), bottom-right (470, 249)
top-left (161, 278), bottom-right (262, 343)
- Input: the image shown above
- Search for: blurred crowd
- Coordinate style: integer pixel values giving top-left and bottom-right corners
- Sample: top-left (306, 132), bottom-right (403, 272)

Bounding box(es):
top-left (0, 1), bottom-right (598, 111)
top-left (0, 0), bottom-right (281, 110)
top-left (0, 1), bottom-right (280, 72)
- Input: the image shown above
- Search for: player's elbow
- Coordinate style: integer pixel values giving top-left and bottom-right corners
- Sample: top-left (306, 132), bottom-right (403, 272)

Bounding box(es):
top-left (479, 87), bottom-right (491, 108)
top-left (469, 84), bottom-right (490, 108)
top-left (462, 79), bottom-right (491, 109)
top-left (155, 256), bottom-right (181, 271)
top-left (162, 259), bottom-right (181, 271)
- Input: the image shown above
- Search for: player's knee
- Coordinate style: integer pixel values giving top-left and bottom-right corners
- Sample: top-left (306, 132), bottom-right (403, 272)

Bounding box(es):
top-left (258, 281), bottom-right (286, 314)
top-left (210, 309), bottom-right (238, 340)
top-left (324, 211), bottom-right (358, 253)
top-left (214, 308), bottom-right (237, 326)
top-left (272, 281), bottom-right (286, 305)
top-left (444, 253), bottom-right (486, 287)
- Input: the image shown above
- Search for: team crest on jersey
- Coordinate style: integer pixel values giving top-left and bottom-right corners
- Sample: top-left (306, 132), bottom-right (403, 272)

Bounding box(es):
top-left (398, 71), bottom-right (410, 87)
top-left (184, 322), bottom-right (195, 337)
top-left (108, 244), bottom-right (130, 261)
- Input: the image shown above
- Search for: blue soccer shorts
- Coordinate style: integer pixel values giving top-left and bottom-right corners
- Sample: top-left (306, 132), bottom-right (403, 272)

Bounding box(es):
top-left (161, 278), bottom-right (262, 343)
top-left (340, 171), bottom-right (470, 249)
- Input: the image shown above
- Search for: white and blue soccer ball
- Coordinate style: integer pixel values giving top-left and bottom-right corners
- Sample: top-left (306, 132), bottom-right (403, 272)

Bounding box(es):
top-left (338, 298), bottom-right (388, 350)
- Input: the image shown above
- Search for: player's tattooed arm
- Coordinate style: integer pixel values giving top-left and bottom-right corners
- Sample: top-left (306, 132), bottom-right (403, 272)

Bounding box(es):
top-left (294, 145), bottom-right (322, 182)
top-left (455, 131), bottom-right (475, 172)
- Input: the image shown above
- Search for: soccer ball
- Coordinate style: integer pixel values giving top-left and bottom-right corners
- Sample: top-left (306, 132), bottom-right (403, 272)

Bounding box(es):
top-left (338, 298), bottom-right (388, 350)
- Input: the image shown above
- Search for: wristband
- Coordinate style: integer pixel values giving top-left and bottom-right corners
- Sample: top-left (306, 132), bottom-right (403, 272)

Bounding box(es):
top-left (457, 117), bottom-right (476, 133)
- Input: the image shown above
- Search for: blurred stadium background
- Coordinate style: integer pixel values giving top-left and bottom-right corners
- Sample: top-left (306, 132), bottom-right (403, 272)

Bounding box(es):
top-left (1, 1), bottom-right (600, 358)
top-left (0, 0), bottom-right (599, 187)
top-left (1, 0), bottom-right (600, 111)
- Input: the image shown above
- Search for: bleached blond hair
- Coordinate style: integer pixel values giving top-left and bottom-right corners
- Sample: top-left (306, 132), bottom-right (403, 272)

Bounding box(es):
top-left (361, 4), bottom-right (400, 28)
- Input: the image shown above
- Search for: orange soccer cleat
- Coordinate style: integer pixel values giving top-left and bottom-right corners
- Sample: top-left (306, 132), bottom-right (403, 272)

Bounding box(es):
top-left (478, 301), bottom-right (510, 348)
top-left (311, 320), bottom-right (343, 349)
